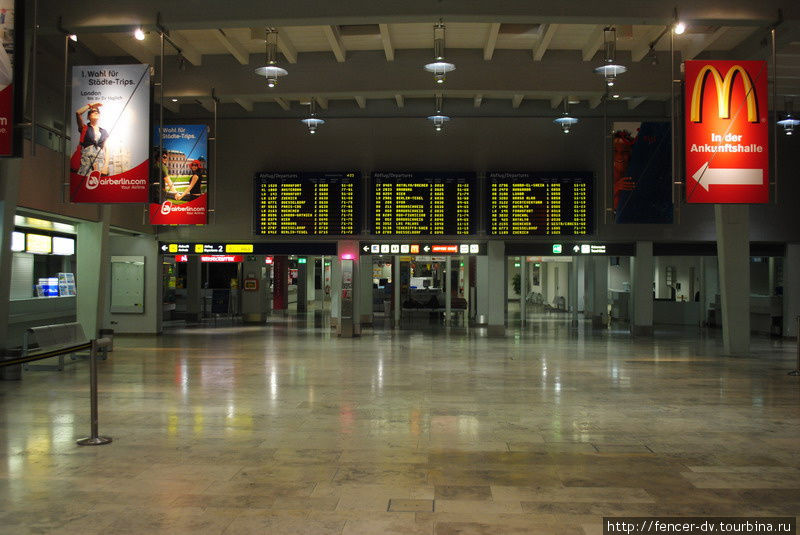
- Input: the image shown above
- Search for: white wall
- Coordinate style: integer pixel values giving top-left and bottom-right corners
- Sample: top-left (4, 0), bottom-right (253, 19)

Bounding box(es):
top-left (104, 234), bottom-right (162, 334)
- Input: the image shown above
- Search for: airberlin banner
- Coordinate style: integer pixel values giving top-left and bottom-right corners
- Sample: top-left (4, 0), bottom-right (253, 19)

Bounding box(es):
top-left (149, 125), bottom-right (209, 225)
top-left (685, 60), bottom-right (769, 204)
top-left (70, 64), bottom-right (150, 202)
top-left (0, 0), bottom-right (22, 157)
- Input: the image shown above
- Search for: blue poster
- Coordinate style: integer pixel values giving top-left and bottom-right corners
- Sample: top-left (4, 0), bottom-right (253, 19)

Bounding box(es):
top-left (613, 122), bottom-right (674, 224)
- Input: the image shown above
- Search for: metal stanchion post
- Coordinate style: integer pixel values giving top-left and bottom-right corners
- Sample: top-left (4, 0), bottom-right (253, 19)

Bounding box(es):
top-left (77, 338), bottom-right (113, 445)
top-left (789, 317), bottom-right (800, 376)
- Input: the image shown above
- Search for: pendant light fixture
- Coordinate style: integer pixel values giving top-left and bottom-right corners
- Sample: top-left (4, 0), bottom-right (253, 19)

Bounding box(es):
top-left (301, 99), bottom-right (325, 134)
top-left (553, 99), bottom-right (579, 134)
top-left (427, 94), bottom-right (450, 132)
top-left (255, 28), bottom-right (288, 88)
top-left (424, 21), bottom-right (455, 84)
top-left (777, 99), bottom-right (800, 136)
top-left (593, 27), bottom-right (627, 87)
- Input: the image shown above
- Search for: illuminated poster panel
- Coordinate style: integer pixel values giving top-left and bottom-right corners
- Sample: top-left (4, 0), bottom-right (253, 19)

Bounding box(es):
top-left (149, 125), bottom-right (209, 225)
top-left (612, 122), bottom-right (673, 223)
top-left (69, 64), bottom-right (150, 203)
top-left (372, 172), bottom-right (475, 235)
top-left (0, 0), bottom-right (22, 157)
top-left (253, 172), bottom-right (359, 235)
top-left (487, 172), bottom-right (592, 235)
top-left (684, 60), bottom-right (769, 203)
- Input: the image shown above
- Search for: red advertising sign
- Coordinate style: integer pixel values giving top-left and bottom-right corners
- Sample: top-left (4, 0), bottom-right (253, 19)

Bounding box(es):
top-left (431, 245), bottom-right (458, 253)
top-left (149, 195), bottom-right (207, 225)
top-left (685, 60), bottom-right (769, 203)
top-left (200, 255), bottom-right (243, 263)
top-left (0, 0), bottom-right (20, 157)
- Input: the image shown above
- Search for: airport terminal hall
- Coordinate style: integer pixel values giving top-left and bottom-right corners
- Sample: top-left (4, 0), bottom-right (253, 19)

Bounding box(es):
top-left (2, 1), bottom-right (800, 534)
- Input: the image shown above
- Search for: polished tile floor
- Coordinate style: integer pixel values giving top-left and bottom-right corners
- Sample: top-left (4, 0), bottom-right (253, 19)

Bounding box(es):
top-left (1, 314), bottom-right (799, 534)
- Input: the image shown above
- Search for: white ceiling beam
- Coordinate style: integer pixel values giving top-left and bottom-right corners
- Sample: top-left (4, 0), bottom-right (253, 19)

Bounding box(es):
top-left (165, 31), bottom-right (203, 66)
top-left (277, 32), bottom-right (298, 64)
top-left (512, 94), bottom-right (524, 108)
top-left (550, 96), bottom-right (563, 109)
top-left (631, 26), bottom-right (666, 62)
top-left (484, 23), bottom-right (501, 61)
top-left (215, 29), bottom-right (249, 65)
top-left (533, 24), bottom-right (558, 61)
top-left (196, 97), bottom-right (215, 113)
top-left (684, 27), bottom-right (730, 60)
top-left (628, 96), bottom-right (647, 109)
top-left (156, 98), bottom-right (180, 114)
top-left (233, 97), bottom-right (254, 112)
top-left (105, 34), bottom-right (154, 65)
top-left (394, 94), bottom-right (404, 108)
top-left (582, 25), bottom-right (606, 62)
top-left (379, 24), bottom-right (394, 61)
top-left (589, 95), bottom-right (603, 109)
top-left (354, 96), bottom-right (366, 109)
top-left (274, 97), bottom-right (290, 111)
top-left (474, 94), bottom-right (483, 108)
top-left (315, 96), bottom-right (328, 109)
top-left (323, 25), bottom-right (347, 62)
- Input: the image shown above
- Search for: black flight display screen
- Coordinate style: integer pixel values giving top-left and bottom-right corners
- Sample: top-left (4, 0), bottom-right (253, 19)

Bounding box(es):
top-left (372, 172), bottom-right (475, 235)
top-left (487, 172), bottom-right (593, 235)
top-left (254, 172), bottom-right (359, 235)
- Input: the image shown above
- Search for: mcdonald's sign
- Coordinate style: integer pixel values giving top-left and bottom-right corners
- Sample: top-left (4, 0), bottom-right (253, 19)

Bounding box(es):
top-left (685, 60), bottom-right (768, 204)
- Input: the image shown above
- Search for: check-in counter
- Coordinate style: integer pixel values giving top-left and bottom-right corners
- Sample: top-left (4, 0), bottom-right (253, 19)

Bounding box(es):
top-left (654, 300), bottom-right (702, 326)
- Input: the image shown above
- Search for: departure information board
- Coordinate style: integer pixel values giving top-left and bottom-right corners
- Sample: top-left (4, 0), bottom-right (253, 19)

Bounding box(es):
top-left (487, 172), bottom-right (593, 235)
top-left (254, 172), bottom-right (359, 235)
top-left (372, 172), bottom-right (475, 235)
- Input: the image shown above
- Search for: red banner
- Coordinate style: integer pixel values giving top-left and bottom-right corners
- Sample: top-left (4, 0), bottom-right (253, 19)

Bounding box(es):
top-left (149, 193), bottom-right (207, 225)
top-left (0, 85), bottom-right (12, 156)
top-left (69, 160), bottom-right (149, 203)
top-left (684, 60), bottom-right (769, 204)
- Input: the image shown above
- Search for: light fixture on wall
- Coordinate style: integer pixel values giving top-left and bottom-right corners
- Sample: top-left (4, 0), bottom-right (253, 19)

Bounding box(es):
top-left (255, 28), bottom-right (288, 88)
top-left (673, 21), bottom-right (687, 35)
top-left (427, 94), bottom-right (450, 132)
top-left (133, 27), bottom-right (146, 41)
top-left (424, 21), bottom-right (455, 84)
top-left (301, 99), bottom-right (325, 134)
top-left (593, 27), bottom-right (627, 87)
top-left (553, 99), bottom-right (579, 134)
top-left (777, 99), bottom-right (800, 136)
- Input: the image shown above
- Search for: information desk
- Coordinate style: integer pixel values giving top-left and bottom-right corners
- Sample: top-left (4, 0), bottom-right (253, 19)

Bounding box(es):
top-left (372, 172), bottom-right (475, 235)
top-left (254, 172), bottom-right (359, 235)
top-left (487, 172), bottom-right (592, 235)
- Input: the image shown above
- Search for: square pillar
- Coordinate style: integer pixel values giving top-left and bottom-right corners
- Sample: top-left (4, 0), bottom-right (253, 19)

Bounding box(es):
top-left (782, 244), bottom-right (800, 338)
top-left (631, 241), bottom-right (654, 336)
top-left (715, 204), bottom-right (750, 355)
top-left (486, 241), bottom-right (505, 337)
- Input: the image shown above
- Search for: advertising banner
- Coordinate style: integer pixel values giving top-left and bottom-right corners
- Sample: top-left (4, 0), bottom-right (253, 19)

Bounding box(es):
top-left (149, 125), bottom-right (209, 225)
top-left (69, 64), bottom-right (150, 203)
top-left (0, 0), bottom-right (20, 156)
top-left (612, 121), bottom-right (673, 223)
top-left (684, 60), bottom-right (769, 204)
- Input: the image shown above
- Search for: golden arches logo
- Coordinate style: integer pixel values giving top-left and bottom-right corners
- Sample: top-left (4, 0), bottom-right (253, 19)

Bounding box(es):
top-left (690, 65), bottom-right (758, 123)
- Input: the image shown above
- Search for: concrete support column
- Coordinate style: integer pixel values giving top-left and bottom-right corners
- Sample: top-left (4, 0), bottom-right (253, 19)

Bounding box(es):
top-left (241, 255), bottom-right (267, 323)
top-left (359, 254), bottom-right (373, 325)
top-left (540, 261), bottom-right (549, 305)
top-left (330, 256), bottom-right (342, 328)
top-left (273, 255), bottom-right (288, 313)
top-left (445, 257), bottom-right (452, 325)
top-left (631, 241), bottom-right (654, 336)
top-left (0, 158), bottom-right (22, 354)
top-left (591, 256), bottom-right (609, 328)
top-left (186, 255), bottom-right (202, 321)
top-left (307, 257), bottom-right (316, 303)
top-left (296, 259), bottom-right (308, 312)
top-left (782, 244), bottom-right (800, 338)
top-left (393, 255), bottom-right (400, 328)
top-left (715, 204), bottom-right (750, 355)
top-left (77, 207), bottom-right (111, 338)
top-left (569, 259), bottom-right (579, 326)
top-left (486, 241), bottom-right (505, 337)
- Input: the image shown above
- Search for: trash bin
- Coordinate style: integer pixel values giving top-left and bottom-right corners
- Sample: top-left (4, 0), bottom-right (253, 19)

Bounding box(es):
top-left (1, 349), bottom-right (23, 381)
top-left (98, 329), bottom-right (114, 352)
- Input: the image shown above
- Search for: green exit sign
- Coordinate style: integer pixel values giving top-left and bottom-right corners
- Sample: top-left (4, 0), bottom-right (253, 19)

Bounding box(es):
top-left (298, 258), bottom-right (307, 264)
top-left (552, 244), bottom-right (563, 254)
